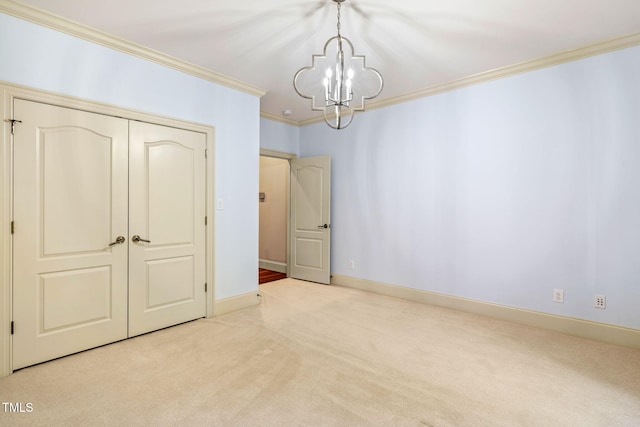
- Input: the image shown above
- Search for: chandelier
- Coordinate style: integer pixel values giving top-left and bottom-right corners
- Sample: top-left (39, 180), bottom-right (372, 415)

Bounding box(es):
top-left (293, 0), bottom-right (384, 129)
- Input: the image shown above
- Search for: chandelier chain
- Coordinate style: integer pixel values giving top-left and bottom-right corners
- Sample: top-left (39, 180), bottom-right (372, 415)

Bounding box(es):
top-left (336, 2), bottom-right (341, 36)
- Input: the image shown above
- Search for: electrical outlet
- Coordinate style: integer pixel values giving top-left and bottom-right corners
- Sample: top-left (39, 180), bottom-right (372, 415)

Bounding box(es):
top-left (594, 294), bottom-right (606, 309)
top-left (348, 260), bottom-right (355, 269)
top-left (553, 289), bottom-right (564, 303)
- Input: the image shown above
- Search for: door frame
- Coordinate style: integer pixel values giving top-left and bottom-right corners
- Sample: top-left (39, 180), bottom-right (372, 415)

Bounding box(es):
top-left (259, 149), bottom-right (296, 278)
top-left (0, 81), bottom-right (216, 377)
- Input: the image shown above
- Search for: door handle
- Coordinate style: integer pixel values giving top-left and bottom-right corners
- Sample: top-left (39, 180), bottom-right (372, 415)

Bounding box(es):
top-left (131, 235), bottom-right (151, 243)
top-left (108, 236), bottom-right (126, 246)
top-left (317, 224), bottom-right (329, 229)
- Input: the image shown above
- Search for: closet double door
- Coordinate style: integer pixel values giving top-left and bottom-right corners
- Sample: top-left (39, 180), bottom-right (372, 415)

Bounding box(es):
top-left (12, 100), bottom-right (206, 370)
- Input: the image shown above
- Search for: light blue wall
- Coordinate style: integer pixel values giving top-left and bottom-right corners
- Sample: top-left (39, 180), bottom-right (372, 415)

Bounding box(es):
top-left (260, 118), bottom-right (300, 156)
top-left (298, 45), bottom-right (640, 330)
top-left (0, 13), bottom-right (260, 300)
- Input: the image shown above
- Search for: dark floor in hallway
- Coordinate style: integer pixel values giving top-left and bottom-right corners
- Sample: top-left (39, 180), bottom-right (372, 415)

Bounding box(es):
top-left (259, 268), bottom-right (287, 284)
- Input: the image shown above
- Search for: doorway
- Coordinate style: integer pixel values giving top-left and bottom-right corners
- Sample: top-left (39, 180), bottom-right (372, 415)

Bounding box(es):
top-left (259, 154), bottom-right (290, 283)
top-left (258, 150), bottom-right (332, 285)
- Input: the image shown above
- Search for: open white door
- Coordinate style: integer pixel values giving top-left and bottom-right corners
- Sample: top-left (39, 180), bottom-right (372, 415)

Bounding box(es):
top-left (289, 156), bottom-right (331, 284)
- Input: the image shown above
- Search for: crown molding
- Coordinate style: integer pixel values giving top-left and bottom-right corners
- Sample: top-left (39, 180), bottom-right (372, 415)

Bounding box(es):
top-left (367, 32), bottom-right (640, 113)
top-left (260, 111), bottom-right (299, 126)
top-left (293, 31), bottom-right (640, 128)
top-left (0, 0), bottom-right (266, 98)
top-left (5, 0), bottom-right (636, 123)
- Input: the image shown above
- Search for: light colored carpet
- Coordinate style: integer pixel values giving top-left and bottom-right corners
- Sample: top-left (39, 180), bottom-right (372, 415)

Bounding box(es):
top-left (1, 278), bottom-right (639, 426)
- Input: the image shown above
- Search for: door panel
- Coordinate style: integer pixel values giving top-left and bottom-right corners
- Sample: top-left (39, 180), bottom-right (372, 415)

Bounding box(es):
top-left (128, 121), bottom-right (206, 337)
top-left (41, 128), bottom-right (113, 256)
top-left (290, 156), bottom-right (331, 284)
top-left (147, 142), bottom-right (195, 245)
top-left (295, 239), bottom-right (323, 269)
top-left (13, 100), bottom-right (129, 369)
top-left (39, 266), bottom-right (113, 332)
top-left (146, 256), bottom-right (195, 308)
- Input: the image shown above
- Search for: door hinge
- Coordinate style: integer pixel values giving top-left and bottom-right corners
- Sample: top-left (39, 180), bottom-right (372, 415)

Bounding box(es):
top-left (205, 283), bottom-right (208, 292)
top-left (11, 321), bottom-right (14, 335)
top-left (205, 216), bottom-right (208, 226)
top-left (6, 119), bottom-right (22, 135)
top-left (11, 221), bottom-right (14, 234)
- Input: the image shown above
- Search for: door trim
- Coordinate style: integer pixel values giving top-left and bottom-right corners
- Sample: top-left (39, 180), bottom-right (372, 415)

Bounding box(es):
top-left (0, 81), bottom-right (215, 377)
top-left (259, 148), bottom-right (296, 160)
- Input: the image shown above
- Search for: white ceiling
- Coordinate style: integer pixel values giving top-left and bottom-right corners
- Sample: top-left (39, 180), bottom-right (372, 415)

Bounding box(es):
top-left (11, 0), bottom-right (640, 123)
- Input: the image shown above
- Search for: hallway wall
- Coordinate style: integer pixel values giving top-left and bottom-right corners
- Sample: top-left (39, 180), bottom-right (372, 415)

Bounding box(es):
top-left (259, 157), bottom-right (288, 265)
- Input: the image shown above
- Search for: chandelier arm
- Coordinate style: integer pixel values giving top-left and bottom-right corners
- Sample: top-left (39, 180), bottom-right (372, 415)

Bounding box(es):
top-left (336, 36), bottom-right (344, 105)
top-left (323, 107), bottom-right (354, 130)
top-left (293, 67), bottom-right (314, 100)
top-left (361, 67), bottom-right (385, 101)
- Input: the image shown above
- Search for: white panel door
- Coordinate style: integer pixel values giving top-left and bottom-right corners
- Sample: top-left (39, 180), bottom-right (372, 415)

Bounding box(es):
top-left (128, 121), bottom-right (206, 337)
top-left (289, 156), bottom-right (331, 284)
top-left (12, 100), bottom-right (129, 369)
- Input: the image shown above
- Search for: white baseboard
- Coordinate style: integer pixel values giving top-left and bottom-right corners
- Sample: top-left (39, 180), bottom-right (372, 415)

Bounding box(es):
top-left (213, 291), bottom-right (260, 317)
top-left (259, 259), bottom-right (287, 274)
top-left (331, 274), bottom-right (640, 349)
